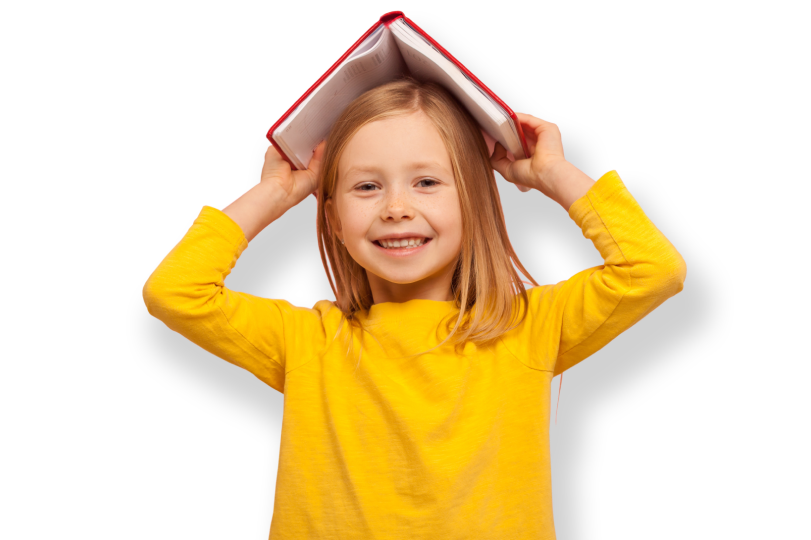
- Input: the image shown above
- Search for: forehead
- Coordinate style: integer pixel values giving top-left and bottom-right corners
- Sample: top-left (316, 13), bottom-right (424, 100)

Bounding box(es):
top-left (338, 111), bottom-right (453, 179)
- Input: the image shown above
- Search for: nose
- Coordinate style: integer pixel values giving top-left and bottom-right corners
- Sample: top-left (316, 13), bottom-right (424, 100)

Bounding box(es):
top-left (383, 189), bottom-right (414, 220)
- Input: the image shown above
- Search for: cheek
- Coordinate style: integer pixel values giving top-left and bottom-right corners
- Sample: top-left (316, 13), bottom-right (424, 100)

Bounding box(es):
top-left (340, 200), bottom-right (374, 238)
top-left (429, 195), bottom-right (464, 245)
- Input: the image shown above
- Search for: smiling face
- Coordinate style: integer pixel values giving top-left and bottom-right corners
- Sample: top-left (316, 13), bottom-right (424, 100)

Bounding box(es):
top-left (324, 110), bottom-right (463, 304)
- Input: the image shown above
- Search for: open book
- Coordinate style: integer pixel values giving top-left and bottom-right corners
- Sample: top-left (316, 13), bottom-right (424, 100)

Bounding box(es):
top-left (267, 11), bottom-right (529, 171)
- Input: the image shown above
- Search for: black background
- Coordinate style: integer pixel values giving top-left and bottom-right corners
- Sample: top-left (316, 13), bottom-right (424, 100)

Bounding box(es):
top-left (135, 9), bottom-right (701, 539)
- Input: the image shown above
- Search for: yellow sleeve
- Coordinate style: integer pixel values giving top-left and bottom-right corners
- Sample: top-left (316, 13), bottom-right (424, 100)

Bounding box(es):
top-left (511, 170), bottom-right (687, 375)
top-left (141, 206), bottom-right (327, 393)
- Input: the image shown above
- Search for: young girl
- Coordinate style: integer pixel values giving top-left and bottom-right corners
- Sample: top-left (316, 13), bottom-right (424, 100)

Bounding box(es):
top-left (143, 77), bottom-right (686, 539)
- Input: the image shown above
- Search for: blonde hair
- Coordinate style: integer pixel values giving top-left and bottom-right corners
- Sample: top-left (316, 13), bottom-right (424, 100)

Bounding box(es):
top-left (315, 76), bottom-right (539, 360)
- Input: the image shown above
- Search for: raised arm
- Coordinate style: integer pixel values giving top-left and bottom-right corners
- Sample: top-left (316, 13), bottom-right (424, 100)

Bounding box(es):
top-left (493, 114), bottom-right (686, 375)
top-left (555, 178), bottom-right (686, 372)
top-left (142, 143), bottom-right (328, 392)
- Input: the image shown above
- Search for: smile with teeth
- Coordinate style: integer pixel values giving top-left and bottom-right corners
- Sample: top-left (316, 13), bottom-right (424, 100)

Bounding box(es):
top-left (375, 237), bottom-right (430, 249)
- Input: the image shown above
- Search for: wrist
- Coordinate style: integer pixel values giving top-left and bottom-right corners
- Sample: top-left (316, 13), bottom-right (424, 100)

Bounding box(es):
top-left (223, 181), bottom-right (293, 242)
top-left (541, 161), bottom-right (596, 211)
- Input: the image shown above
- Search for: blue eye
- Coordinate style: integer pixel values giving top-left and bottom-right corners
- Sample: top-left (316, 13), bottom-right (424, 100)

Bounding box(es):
top-left (355, 178), bottom-right (439, 191)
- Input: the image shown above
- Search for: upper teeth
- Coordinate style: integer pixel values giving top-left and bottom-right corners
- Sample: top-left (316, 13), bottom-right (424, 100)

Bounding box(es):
top-left (378, 237), bottom-right (426, 249)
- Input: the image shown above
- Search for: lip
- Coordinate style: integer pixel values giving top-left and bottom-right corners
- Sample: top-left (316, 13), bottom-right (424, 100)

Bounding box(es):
top-left (373, 232), bottom-right (431, 241)
top-left (372, 238), bottom-right (433, 258)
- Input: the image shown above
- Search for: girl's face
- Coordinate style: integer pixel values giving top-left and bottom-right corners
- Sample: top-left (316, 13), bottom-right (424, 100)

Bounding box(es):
top-left (326, 110), bottom-right (463, 304)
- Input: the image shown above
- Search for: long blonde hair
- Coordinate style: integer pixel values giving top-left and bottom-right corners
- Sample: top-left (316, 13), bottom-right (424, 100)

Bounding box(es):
top-left (315, 76), bottom-right (539, 359)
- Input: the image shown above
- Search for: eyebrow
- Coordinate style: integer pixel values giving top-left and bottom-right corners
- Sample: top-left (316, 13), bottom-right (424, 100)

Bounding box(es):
top-left (343, 161), bottom-right (449, 178)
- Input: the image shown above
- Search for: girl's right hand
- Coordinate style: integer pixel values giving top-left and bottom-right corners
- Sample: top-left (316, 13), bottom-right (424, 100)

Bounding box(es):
top-left (261, 140), bottom-right (326, 208)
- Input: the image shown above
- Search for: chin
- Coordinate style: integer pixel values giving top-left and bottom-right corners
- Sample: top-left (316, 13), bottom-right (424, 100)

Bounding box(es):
top-left (366, 265), bottom-right (431, 286)
top-left (377, 272), bottom-right (428, 285)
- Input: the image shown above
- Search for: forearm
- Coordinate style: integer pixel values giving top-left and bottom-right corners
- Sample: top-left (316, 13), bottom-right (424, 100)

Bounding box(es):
top-left (222, 181), bottom-right (292, 242)
top-left (541, 160), bottom-right (596, 212)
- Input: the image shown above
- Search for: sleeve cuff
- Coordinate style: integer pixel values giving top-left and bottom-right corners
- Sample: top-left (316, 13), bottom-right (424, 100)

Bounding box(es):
top-left (567, 170), bottom-right (626, 226)
top-left (194, 206), bottom-right (249, 250)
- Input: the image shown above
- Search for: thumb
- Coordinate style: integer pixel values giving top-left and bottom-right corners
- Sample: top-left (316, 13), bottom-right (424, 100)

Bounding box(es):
top-left (490, 141), bottom-right (533, 192)
top-left (307, 140), bottom-right (326, 175)
top-left (490, 142), bottom-right (506, 172)
top-left (491, 142), bottom-right (518, 183)
top-left (302, 140), bottom-right (326, 197)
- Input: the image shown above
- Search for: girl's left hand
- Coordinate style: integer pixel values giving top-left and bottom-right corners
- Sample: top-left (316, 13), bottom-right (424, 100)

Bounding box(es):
top-left (490, 112), bottom-right (568, 198)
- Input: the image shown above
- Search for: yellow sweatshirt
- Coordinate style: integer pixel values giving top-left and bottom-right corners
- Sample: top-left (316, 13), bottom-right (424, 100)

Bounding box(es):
top-left (143, 170), bottom-right (686, 539)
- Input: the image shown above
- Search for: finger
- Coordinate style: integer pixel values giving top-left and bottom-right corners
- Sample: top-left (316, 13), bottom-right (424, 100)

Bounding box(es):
top-left (515, 112), bottom-right (565, 157)
top-left (262, 143), bottom-right (291, 179)
top-left (521, 129), bottom-right (538, 157)
top-left (515, 112), bottom-right (554, 131)
top-left (265, 143), bottom-right (282, 163)
top-left (517, 113), bottom-right (561, 142)
top-left (490, 142), bottom-right (512, 181)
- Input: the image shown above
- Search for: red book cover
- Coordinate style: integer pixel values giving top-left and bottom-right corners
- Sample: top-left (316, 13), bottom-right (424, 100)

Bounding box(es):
top-left (266, 11), bottom-right (529, 171)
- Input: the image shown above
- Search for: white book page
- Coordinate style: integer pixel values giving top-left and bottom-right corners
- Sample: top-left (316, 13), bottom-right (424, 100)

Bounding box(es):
top-left (389, 19), bottom-right (524, 160)
top-left (346, 25), bottom-right (385, 61)
top-left (273, 26), bottom-right (407, 169)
